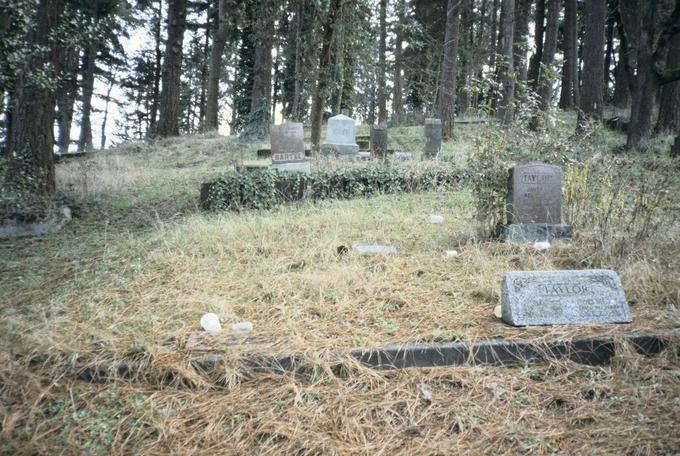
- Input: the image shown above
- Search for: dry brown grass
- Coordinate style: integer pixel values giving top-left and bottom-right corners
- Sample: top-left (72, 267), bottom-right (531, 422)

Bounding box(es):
top-left (1, 120), bottom-right (679, 453)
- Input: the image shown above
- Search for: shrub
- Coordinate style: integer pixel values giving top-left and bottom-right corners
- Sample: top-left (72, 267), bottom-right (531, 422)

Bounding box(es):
top-left (200, 164), bottom-right (466, 211)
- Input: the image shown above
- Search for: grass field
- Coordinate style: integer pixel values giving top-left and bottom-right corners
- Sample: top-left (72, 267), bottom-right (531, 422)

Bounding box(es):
top-left (1, 115), bottom-right (679, 454)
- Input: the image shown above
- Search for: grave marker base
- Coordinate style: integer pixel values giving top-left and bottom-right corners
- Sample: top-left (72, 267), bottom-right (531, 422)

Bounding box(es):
top-left (504, 223), bottom-right (572, 243)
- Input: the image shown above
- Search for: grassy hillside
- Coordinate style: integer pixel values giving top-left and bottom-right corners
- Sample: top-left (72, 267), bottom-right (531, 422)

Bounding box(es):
top-left (1, 116), bottom-right (679, 454)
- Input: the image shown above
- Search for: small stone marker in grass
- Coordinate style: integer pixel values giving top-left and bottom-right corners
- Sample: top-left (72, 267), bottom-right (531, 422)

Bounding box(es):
top-left (270, 122), bottom-right (310, 173)
top-left (501, 270), bottom-right (632, 326)
top-left (322, 114), bottom-right (360, 157)
top-left (504, 162), bottom-right (572, 242)
top-left (352, 243), bottom-right (400, 254)
top-left (423, 118), bottom-right (442, 159)
top-left (370, 124), bottom-right (388, 162)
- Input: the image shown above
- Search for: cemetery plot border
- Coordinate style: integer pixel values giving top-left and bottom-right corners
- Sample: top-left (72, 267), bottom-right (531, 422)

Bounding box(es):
top-left (62, 331), bottom-right (677, 383)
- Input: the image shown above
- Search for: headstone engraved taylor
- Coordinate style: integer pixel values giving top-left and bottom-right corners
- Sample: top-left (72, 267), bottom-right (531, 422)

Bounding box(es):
top-left (501, 270), bottom-right (632, 326)
top-left (321, 114), bottom-right (360, 157)
top-left (504, 163), bottom-right (572, 242)
top-left (370, 124), bottom-right (388, 162)
top-left (423, 118), bottom-right (442, 159)
top-left (270, 122), bottom-right (310, 173)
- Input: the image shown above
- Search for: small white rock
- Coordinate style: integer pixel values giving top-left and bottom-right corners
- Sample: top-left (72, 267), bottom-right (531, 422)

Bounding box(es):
top-left (533, 241), bottom-right (551, 251)
top-left (231, 321), bottom-right (253, 333)
top-left (445, 250), bottom-right (459, 257)
top-left (200, 313), bottom-right (222, 333)
top-left (416, 383), bottom-right (433, 401)
top-left (494, 305), bottom-right (502, 319)
top-left (430, 214), bottom-right (444, 224)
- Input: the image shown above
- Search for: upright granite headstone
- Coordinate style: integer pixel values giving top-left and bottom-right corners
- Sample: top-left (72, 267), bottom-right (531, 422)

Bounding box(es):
top-left (501, 269), bottom-right (632, 326)
top-left (504, 163), bottom-right (572, 242)
top-left (423, 118), bottom-right (442, 159)
top-left (321, 114), bottom-right (359, 157)
top-left (270, 122), bottom-right (310, 173)
top-left (370, 124), bottom-right (388, 162)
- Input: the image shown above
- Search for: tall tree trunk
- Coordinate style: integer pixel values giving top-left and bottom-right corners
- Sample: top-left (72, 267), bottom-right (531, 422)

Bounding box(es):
top-left (4, 0), bottom-right (65, 196)
top-left (78, 42), bottom-right (97, 152)
top-left (205, 0), bottom-right (228, 131)
top-left (496, 0), bottom-right (515, 125)
top-left (56, 47), bottom-right (79, 154)
top-left (240, 0), bottom-right (275, 141)
top-left (290, 0), bottom-right (303, 121)
top-left (512, 0), bottom-right (531, 84)
top-left (377, 0), bottom-right (388, 123)
top-left (620, 0), bottom-right (662, 149)
top-left (488, 0), bottom-right (499, 76)
top-left (527, 0), bottom-right (545, 88)
top-left (459, 0), bottom-right (474, 116)
top-left (100, 77), bottom-right (114, 149)
top-left (439, 0), bottom-right (461, 140)
top-left (198, 15), bottom-right (211, 127)
top-left (530, 0), bottom-right (558, 129)
top-left (559, 0), bottom-right (579, 109)
top-left (612, 13), bottom-right (631, 108)
top-left (392, 0), bottom-right (405, 124)
top-left (157, 0), bottom-right (187, 137)
top-left (656, 33), bottom-right (680, 133)
top-left (149, 0), bottom-right (164, 133)
top-left (603, 4), bottom-right (615, 94)
top-left (311, 0), bottom-right (342, 153)
top-left (577, 0), bottom-right (607, 129)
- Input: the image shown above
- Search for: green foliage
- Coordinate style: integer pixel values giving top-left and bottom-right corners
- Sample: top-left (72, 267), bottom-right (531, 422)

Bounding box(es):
top-left (201, 164), bottom-right (466, 211)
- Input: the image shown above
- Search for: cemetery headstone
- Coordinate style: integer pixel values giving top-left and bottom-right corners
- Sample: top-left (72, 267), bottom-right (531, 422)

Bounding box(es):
top-left (270, 122), bottom-right (310, 173)
top-left (321, 114), bottom-right (360, 157)
top-left (423, 118), bottom-right (442, 159)
top-left (501, 269), bottom-right (632, 326)
top-left (370, 124), bottom-right (388, 162)
top-left (504, 162), bottom-right (572, 242)
top-left (352, 243), bottom-right (400, 254)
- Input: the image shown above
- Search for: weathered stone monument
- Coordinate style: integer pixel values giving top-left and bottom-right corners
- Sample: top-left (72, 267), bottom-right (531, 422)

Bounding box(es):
top-left (423, 118), bottom-right (442, 159)
top-left (321, 114), bottom-right (359, 157)
top-left (501, 269), bottom-right (632, 326)
top-left (504, 163), bottom-right (572, 242)
top-left (370, 124), bottom-right (388, 162)
top-left (270, 122), bottom-right (310, 173)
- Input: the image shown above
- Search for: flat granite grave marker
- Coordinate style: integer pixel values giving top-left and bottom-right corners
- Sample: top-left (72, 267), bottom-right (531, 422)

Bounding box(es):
top-left (423, 118), bottom-right (442, 159)
top-left (270, 122), bottom-right (310, 173)
top-left (321, 114), bottom-right (360, 157)
top-left (501, 269), bottom-right (632, 326)
top-left (504, 162), bottom-right (572, 242)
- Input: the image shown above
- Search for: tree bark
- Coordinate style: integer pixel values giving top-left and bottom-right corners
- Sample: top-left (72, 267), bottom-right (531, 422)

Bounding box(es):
top-left (438, 0), bottom-right (461, 140)
top-left (577, 0), bottom-right (607, 129)
top-left (205, 0), bottom-right (228, 131)
top-left (612, 12), bottom-right (631, 108)
top-left (4, 0), bottom-right (65, 196)
top-left (656, 33), bottom-right (680, 133)
top-left (149, 0), bottom-right (164, 133)
top-left (56, 47), bottom-right (79, 154)
top-left (78, 42), bottom-right (97, 152)
top-left (527, 0), bottom-right (545, 88)
top-left (559, 0), bottom-right (579, 109)
top-left (156, 0), bottom-right (187, 137)
top-left (290, 0), bottom-right (303, 120)
top-left (459, 0), bottom-right (474, 116)
top-left (240, 0), bottom-right (275, 141)
top-left (512, 0), bottom-right (531, 84)
top-left (496, 0), bottom-right (515, 125)
top-left (377, 0), bottom-right (388, 123)
top-left (311, 0), bottom-right (343, 153)
top-left (530, 0), bottom-right (558, 129)
top-left (100, 77), bottom-right (114, 149)
top-left (392, 0), bottom-right (405, 124)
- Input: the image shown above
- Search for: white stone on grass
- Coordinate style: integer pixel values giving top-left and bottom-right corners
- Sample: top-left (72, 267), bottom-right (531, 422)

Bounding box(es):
top-left (430, 214), bottom-right (444, 224)
top-left (533, 241), bottom-right (551, 251)
top-left (200, 313), bottom-right (222, 333)
top-left (231, 321), bottom-right (253, 333)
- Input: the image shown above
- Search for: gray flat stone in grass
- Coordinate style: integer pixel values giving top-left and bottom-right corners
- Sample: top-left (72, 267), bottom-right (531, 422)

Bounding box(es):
top-left (501, 269), bottom-right (632, 326)
top-left (0, 207), bottom-right (71, 239)
top-left (352, 244), bottom-right (399, 254)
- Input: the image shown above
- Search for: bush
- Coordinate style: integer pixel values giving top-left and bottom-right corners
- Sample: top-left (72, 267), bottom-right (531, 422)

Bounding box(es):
top-left (200, 164), bottom-right (467, 211)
